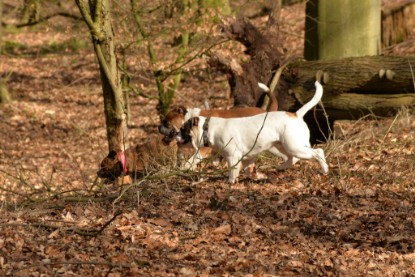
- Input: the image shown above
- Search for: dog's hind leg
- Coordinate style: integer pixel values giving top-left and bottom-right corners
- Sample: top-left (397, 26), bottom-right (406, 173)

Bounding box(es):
top-left (313, 148), bottom-right (329, 174)
top-left (277, 156), bottom-right (299, 170)
top-left (291, 146), bottom-right (328, 174)
top-left (268, 147), bottom-right (288, 162)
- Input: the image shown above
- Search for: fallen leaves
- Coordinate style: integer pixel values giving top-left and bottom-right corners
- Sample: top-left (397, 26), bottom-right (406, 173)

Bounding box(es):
top-left (1, 1), bottom-right (415, 276)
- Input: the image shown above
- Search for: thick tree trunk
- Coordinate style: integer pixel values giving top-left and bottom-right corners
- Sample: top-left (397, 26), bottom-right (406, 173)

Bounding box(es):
top-left (304, 0), bottom-right (381, 60)
top-left (75, 0), bottom-right (128, 152)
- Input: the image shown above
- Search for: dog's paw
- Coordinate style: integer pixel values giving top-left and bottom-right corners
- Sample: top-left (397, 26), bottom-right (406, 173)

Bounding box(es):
top-left (277, 163), bottom-right (290, 171)
top-left (253, 171), bottom-right (268, 180)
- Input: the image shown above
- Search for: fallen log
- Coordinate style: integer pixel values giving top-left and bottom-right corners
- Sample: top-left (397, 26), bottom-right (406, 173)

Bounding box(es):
top-left (285, 55), bottom-right (415, 120)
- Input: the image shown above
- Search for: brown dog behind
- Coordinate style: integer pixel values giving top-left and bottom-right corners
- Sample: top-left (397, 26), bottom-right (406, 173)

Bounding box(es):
top-left (97, 135), bottom-right (177, 181)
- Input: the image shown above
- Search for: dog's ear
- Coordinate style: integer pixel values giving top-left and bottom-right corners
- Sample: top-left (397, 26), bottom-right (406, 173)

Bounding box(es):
top-left (190, 117), bottom-right (199, 127)
top-left (107, 150), bottom-right (117, 159)
top-left (182, 116), bottom-right (199, 130)
top-left (170, 105), bottom-right (187, 115)
top-left (97, 150), bottom-right (121, 179)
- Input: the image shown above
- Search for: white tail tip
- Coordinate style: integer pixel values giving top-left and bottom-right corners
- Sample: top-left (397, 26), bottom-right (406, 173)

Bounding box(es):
top-left (258, 82), bottom-right (270, 92)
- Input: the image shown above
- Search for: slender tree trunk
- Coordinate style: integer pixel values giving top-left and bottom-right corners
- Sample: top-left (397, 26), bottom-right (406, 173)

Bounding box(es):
top-left (131, 0), bottom-right (191, 120)
top-left (0, 0), bottom-right (2, 51)
top-left (21, 0), bottom-right (40, 24)
top-left (0, 79), bottom-right (11, 104)
top-left (198, 0), bottom-right (231, 15)
top-left (304, 0), bottom-right (381, 60)
top-left (0, 0), bottom-right (11, 104)
top-left (75, 0), bottom-right (128, 152)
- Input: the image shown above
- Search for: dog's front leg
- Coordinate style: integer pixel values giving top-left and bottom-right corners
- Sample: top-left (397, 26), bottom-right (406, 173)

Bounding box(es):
top-left (227, 156), bottom-right (241, 184)
top-left (182, 150), bottom-right (203, 170)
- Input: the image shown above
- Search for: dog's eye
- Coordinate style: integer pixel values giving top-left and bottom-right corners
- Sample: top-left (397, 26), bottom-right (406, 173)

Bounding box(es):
top-left (169, 129), bottom-right (176, 138)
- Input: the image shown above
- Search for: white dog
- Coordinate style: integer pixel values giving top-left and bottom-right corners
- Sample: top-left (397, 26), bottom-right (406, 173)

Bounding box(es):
top-left (177, 81), bottom-right (329, 183)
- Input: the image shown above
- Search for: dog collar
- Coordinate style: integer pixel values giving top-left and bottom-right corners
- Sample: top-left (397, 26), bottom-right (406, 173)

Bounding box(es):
top-left (202, 117), bottom-right (210, 147)
top-left (119, 151), bottom-right (128, 174)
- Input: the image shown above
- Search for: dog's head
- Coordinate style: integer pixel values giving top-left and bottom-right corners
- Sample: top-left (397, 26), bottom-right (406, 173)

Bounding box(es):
top-left (159, 106), bottom-right (188, 145)
top-left (177, 117), bottom-right (200, 145)
top-left (97, 150), bottom-right (127, 180)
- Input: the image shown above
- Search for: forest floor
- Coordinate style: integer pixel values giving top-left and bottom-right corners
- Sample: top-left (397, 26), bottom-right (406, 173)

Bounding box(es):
top-left (1, 1), bottom-right (415, 276)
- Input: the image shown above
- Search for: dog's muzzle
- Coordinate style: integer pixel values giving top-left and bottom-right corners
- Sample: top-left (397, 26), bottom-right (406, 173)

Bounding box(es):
top-left (178, 127), bottom-right (192, 145)
top-left (159, 125), bottom-right (177, 145)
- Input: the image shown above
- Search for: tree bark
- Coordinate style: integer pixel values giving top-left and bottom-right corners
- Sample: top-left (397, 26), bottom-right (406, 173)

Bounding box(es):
top-left (75, 0), bottom-right (128, 152)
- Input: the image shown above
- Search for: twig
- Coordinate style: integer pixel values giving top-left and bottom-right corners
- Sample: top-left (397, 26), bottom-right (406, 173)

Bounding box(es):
top-left (1, 212), bottom-right (122, 237)
top-left (13, 260), bottom-right (132, 274)
top-left (382, 112), bottom-right (399, 141)
top-left (112, 177), bottom-right (147, 210)
top-left (409, 59), bottom-right (415, 92)
top-left (15, 12), bottom-right (83, 28)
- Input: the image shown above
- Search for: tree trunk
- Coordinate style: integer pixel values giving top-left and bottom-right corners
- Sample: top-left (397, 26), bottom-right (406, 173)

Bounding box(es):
top-left (131, 0), bottom-right (189, 120)
top-left (0, 1), bottom-right (11, 104)
top-left (0, 79), bottom-right (11, 104)
top-left (199, 0), bottom-right (231, 15)
top-left (304, 0), bottom-right (381, 60)
top-left (75, 0), bottom-right (128, 152)
top-left (0, 0), bottom-right (2, 51)
top-left (20, 0), bottom-right (40, 24)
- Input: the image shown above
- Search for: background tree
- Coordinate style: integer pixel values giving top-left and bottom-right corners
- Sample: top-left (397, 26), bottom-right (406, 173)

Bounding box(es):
top-left (127, 0), bottom-right (230, 120)
top-left (0, 0), bottom-right (2, 51)
top-left (304, 0), bottom-right (381, 60)
top-left (20, 0), bottom-right (40, 24)
top-left (75, 0), bottom-right (128, 151)
top-left (0, 0), bottom-right (11, 103)
top-left (130, 0), bottom-right (190, 119)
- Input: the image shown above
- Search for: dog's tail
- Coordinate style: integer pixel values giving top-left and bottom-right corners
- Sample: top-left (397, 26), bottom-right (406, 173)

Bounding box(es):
top-left (258, 82), bottom-right (270, 92)
top-left (258, 83), bottom-right (278, 111)
top-left (296, 81), bottom-right (323, 118)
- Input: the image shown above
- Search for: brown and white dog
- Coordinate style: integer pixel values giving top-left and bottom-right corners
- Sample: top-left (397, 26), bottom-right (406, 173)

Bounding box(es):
top-left (177, 81), bottom-right (328, 183)
top-left (158, 83), bottom-right (281, 169)
top-left (97, 135), bottom-right (177, 182)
